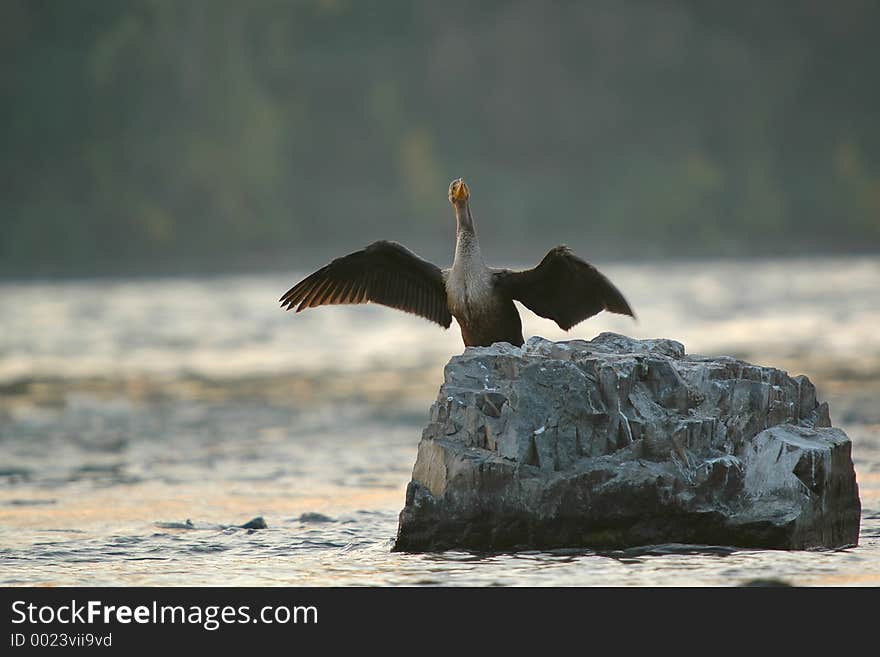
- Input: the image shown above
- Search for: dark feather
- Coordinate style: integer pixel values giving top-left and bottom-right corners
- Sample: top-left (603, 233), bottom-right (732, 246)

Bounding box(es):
top-left (493, 245), bottom-right (634, 330)
top-left (280, 241), bottom-right (452, 328)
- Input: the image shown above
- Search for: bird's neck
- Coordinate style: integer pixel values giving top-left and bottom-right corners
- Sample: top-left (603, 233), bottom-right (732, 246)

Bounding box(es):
top-left (453, 202), bottom-right (485, 270)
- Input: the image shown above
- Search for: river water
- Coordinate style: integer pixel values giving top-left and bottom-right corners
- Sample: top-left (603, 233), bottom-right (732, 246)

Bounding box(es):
top-left (1, 256), bottom-right (878, 585)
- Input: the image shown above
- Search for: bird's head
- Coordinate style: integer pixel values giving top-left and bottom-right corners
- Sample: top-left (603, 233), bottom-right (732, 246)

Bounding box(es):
top-left (448, 178), bottom-right (470, 207)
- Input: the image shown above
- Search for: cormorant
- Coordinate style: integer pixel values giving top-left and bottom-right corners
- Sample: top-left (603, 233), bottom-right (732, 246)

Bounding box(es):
top-left (280, 178), bottom-right (635, 347)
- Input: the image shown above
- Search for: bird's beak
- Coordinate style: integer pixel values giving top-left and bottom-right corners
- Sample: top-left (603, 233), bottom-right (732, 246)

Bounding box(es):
top-left (452, 179), bottom-right (469, 202)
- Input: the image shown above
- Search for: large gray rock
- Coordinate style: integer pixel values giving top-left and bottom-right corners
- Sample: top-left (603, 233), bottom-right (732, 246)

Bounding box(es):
top-left (393, 334), bottom-right (860, 552)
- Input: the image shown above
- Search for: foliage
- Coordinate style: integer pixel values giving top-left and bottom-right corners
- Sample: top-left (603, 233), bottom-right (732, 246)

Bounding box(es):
top-left (1, 0), bottom-right (878, 277)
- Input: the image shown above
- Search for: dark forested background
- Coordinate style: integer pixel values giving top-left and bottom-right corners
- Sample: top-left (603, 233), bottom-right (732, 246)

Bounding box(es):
top-left (2, 0), bottom-right (879, 278)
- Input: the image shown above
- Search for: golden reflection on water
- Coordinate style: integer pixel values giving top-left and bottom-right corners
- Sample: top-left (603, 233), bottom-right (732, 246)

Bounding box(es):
top-left (0, 482), bottom-right (405, 527)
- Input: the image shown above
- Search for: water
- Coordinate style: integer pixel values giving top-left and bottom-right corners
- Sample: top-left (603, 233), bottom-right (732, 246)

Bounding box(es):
top-left (1, 256), bottom-right (878, 586)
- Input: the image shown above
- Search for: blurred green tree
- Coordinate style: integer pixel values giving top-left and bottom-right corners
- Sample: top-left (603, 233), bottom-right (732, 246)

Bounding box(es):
top-left (1, 0), bottom-right (878, 277)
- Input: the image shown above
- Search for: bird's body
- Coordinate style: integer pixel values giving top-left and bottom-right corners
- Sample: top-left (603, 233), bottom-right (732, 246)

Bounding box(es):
top-left (444, 200), bottom-right (524, 346)
top-left (280, 179), bottom-right (634, 348)
top-left (446, 267), bottom-right (524, 347)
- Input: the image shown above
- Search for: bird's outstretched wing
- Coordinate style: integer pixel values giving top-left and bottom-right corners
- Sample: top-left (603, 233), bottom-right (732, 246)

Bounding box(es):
top-left (280, 240), bottom-right (452, 328)
top-left (493, 246), bottom-right (634, 330)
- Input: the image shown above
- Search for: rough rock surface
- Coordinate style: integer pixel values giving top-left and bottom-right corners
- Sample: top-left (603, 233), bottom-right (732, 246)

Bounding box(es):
top-left (393, 334), bottom-right (860, 552)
